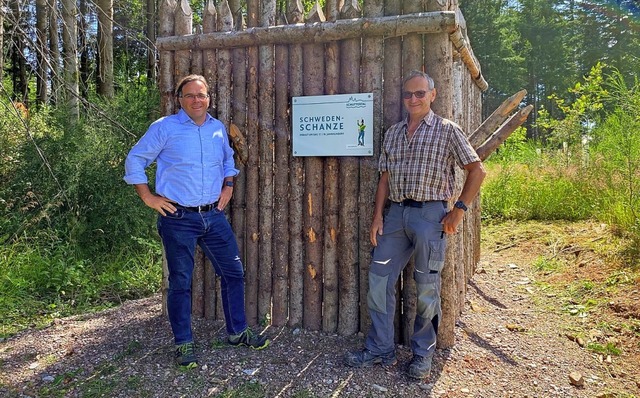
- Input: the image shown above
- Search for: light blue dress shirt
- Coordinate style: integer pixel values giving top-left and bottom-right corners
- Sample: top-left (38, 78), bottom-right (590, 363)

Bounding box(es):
top-left (124, 109), bottom-right (239, 207)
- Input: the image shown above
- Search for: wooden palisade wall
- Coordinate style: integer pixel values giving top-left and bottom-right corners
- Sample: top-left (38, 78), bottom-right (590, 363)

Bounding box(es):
top-left (156, 0), bottom-right (490, 349)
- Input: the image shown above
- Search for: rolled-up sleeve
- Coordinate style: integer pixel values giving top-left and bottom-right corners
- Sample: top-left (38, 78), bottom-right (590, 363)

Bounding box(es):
top-left (221, 125), bottom-right (240, 178)
top-left (123, 122), bottom-right (164, 185)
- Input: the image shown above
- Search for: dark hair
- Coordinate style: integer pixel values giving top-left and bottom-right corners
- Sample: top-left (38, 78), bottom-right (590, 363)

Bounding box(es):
top-left (402, 70), bottom-right (435, 90)
top-left (174, 74), bottom-right (210, 97)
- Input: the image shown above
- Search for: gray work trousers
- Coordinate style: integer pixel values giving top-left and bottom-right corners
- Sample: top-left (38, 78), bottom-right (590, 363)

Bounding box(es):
top-left (365, 201), bottom-right (448, 358)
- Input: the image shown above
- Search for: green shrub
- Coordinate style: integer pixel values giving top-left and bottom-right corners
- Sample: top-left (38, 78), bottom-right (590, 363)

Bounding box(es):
top-left (0, 84), bottom-right (163, 337)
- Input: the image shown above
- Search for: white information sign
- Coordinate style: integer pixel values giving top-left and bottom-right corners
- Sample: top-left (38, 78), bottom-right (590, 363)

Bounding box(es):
top-left (292, 93), bottom-right (374, 156)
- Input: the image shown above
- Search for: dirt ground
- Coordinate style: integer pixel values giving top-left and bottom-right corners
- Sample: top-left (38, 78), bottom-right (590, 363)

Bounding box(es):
top-left (1, 220), bottom-right (639, 397)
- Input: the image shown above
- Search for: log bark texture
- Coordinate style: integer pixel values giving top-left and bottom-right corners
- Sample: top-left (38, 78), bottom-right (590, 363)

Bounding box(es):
top-left (157, 12), bottom-right (456, 50)
top-left (301, 3), bottom-right (326, 331)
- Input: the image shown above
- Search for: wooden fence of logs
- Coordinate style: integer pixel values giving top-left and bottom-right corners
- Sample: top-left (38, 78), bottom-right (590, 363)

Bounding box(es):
top-left (156, 0), bottom-right (530, 348)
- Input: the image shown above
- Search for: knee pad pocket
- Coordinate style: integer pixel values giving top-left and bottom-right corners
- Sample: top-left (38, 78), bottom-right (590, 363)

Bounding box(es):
top-left (415, 273), bottom-right (441, 319)
top-left (367, 272), bottom-right (389, 314)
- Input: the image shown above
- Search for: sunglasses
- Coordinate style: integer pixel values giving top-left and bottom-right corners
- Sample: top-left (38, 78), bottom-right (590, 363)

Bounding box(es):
top-left (402, 90), bottom-right (428, 99)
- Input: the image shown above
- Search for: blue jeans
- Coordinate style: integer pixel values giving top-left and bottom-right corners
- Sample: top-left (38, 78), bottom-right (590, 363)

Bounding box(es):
top-left (157, 207), bottom-right (248, 345)
top-left (365, 201), bottom-right (447, 358)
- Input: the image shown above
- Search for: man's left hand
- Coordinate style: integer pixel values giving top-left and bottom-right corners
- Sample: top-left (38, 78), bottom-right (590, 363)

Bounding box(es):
top-left (441, 208), bottom-right (464, 235)
top-left (217, 186), bottom-right (233, 210)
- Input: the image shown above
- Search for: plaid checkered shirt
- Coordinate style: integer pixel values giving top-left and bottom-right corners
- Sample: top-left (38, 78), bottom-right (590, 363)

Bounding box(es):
top-left (379, 110), bottom-right (480, 203)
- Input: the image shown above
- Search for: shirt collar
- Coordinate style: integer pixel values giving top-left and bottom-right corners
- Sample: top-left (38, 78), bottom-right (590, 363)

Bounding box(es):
top-left (402, 110), bottom-right (435, 129)
top-left (176, 108), bottom-right (214, 125)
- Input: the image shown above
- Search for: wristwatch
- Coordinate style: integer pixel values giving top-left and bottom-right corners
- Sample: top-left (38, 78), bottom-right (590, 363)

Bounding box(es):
top-left (454, 200), bottom-right (468, 211)
top-left (224, 180), bottom-right (234, 187)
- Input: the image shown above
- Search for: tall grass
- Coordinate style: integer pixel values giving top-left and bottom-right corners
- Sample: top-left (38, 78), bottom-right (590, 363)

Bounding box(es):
top-left (482, 159), bottom-right (600, 221)
top-left (482, 69), bottom-right (640, 245)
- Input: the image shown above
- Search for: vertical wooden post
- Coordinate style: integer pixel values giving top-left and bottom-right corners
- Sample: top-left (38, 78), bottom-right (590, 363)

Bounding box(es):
top-left (322, 0), bottom-right (341, 334)
top-left (244, 0), bottom-right (260, 325)
top-left (359, 0), bottom-right (384, 335)
top-left (174, 0), bottom-right (192, 77)
top-left (398, 0), bottom-right (425, 346)
top-left (158, 0), bottom-right (176, 116)
top-left (287, 0), bottom-right (305, 329)
top-left (158, 0), bottom-right (177, 316)
top-left (425, 0), bottom-right (456, 349)
top-left (272, 10), bottom-right (290, 327)
top-left (383, 0), bottom-right (403, 342)
top-left (336, 0), bottom-right (361, 337)
top-left (202, 0), bottom-right (218, 319)
top-left (453, 59), bottom-right (468, 317)
top-left (230, 8), bottom-right (247, 293)
top-left (257, 0), bottom-right (276, 324)
top-left (302, 1), bottom-right (325, 331)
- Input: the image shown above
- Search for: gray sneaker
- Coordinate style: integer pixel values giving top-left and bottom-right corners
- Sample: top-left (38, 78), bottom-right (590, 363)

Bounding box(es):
top-left (343, 348), bottom-right (397, 368)
top-left (175, 342), bottom-right (197, 368)
top-left (407, 354), bottom-right (432, 379)
top-left (228, 328), bottom-right (270, 350)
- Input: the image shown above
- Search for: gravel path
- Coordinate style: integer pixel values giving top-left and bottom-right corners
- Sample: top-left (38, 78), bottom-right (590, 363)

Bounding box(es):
top-left (1, 222), bottom-right (639, 397)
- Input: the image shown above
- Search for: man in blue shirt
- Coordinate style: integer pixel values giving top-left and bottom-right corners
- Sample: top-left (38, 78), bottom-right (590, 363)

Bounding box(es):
top-left (124, 74), bottom-right (269, 368)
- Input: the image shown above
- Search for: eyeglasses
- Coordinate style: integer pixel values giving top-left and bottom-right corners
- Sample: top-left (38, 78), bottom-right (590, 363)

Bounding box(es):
top-left (180, 93), bottom-right (210, 101)
top-left (402, 90), bottom-right (428, 99)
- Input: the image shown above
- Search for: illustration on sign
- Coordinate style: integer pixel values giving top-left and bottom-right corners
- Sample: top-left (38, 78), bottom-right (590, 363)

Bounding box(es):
top-left (292, 93), bottom-right (374, 157)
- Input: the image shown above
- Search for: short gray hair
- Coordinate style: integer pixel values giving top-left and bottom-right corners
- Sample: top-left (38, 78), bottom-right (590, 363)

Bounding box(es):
top-left (402, 70), bottom-right (435, 90)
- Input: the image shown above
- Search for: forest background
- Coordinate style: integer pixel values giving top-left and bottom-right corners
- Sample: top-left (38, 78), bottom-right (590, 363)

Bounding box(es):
top-left (0, 0), bottom-right (639, 341)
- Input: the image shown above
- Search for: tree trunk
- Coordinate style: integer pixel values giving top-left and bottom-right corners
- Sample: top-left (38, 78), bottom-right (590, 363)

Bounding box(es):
top-left (79, 0), bottom-right (89, 99)
top-left (9, 1), bottom-right (28, 103)
top-left (97, 0), bottom-right (115, 98)
top-left (244, 0), bottom-right (260, 326)
top-left (336, 0), bottom-right (361, 337)
top-left (287, 0), bottom-right (305, 329)
top-left (36, 0), bottom-right (49, 105)
top-left (61, 0), bottom-right (79, 119)
top-left (302, 3), bottom-right (325, 331)
top-left (358, 0), bottom-right (384, 337)
top-left (48, 0), bottom-right (61, 105)
top-left (257, 0), bottom-right (276, 325)
top-left (0, 0), bottom-right (4, 83)
top-left (146, 0), bottom-right (157, 82)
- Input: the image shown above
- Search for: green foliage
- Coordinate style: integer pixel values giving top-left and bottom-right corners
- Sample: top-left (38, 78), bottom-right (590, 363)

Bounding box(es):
top-left (588, 71), bottom-right (640, 236)
top-left (586, 341), bottom-right (621, 356)
top-left (0, 83), bottom-right (162, 338)
top-left (532, 256), bottom-right (563, 273)
top-left (537, 62), bottom-right (608, 146)
top-left (484, 68), bottom-right (640, 248)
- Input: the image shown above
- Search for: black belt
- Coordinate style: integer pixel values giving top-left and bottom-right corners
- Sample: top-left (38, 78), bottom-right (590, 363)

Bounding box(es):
top-left (396, 199), bottom-right (432, 208)
top-left (177, 202), bottom-right (218, 212)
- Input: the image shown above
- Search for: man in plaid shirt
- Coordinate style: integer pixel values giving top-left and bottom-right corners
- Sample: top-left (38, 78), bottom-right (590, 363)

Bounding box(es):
top-left (344, 70), bottom-right (486, 379)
